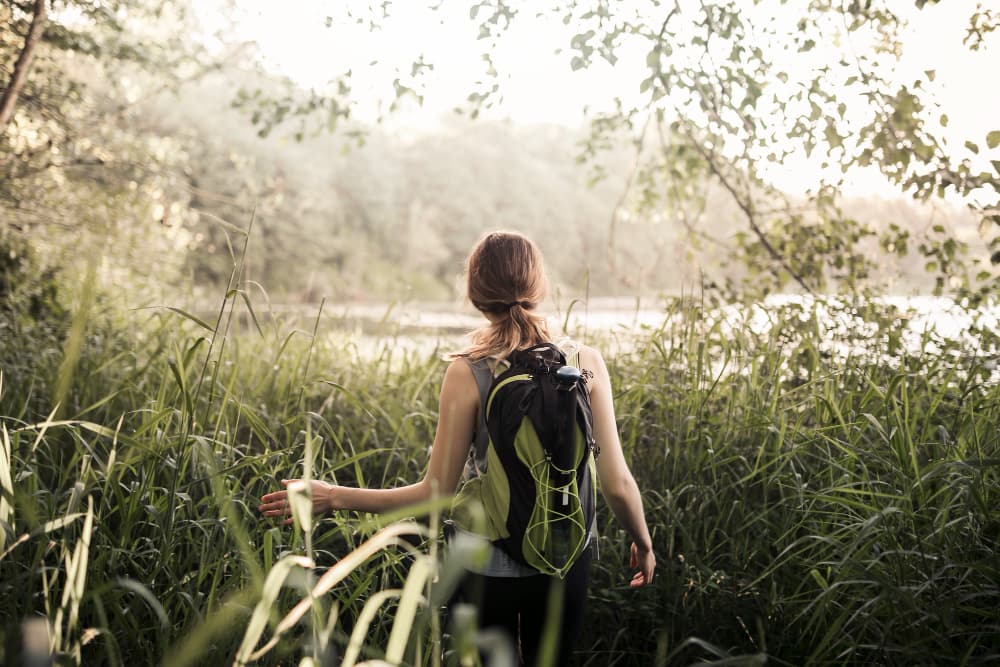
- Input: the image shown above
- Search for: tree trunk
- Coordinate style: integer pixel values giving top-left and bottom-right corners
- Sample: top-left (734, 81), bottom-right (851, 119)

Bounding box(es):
top-left (0, 0), bottom-right (49, 133)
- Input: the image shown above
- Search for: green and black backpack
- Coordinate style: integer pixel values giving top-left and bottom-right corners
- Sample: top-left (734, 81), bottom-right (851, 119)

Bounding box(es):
top-left (455, 342), bottom-right (599, 578)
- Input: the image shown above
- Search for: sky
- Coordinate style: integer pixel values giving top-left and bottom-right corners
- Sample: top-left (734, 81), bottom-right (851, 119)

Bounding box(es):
top-left (196, 0), bottom-right (1000, 199)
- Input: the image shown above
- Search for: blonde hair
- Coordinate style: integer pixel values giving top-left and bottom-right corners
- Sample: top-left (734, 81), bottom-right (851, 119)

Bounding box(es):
top-left (458, 230), bottom-right (551, 360)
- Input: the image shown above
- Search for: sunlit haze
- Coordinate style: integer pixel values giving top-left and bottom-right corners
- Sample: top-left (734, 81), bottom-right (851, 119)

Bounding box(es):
top-left (195, 1), bottom-right (999, 198)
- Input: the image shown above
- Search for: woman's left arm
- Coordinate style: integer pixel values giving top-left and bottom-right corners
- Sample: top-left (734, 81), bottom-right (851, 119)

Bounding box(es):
top-left (259, 359), bottom-right (479, 521)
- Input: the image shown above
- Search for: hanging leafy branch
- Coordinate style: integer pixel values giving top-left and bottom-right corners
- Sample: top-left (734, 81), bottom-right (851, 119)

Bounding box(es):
top-left (531, 0), bottom-right (1000, 299)
top-left (247, 0), bottom-right (999, 299)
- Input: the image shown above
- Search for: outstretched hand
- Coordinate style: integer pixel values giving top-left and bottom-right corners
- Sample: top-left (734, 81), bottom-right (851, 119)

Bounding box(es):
top-left (629, 542), bottom-right (655, 588)
top-left (258, 479), bottom-right (336, 525)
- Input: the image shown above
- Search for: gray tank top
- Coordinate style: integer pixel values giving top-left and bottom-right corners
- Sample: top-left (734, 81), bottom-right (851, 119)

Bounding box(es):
top-left (463, 355), bottom-right (498, 480)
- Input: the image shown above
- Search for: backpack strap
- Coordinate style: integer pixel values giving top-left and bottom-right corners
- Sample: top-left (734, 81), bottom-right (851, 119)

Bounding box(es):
top-left (564, 345), bottom-right (600, 558)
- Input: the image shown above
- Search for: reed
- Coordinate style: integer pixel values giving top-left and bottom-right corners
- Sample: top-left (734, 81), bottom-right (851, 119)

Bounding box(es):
top-left (0, 284), bottom-right (997, 666)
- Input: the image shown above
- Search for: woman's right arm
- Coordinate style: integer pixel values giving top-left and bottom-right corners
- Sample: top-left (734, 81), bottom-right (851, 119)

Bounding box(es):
top-left (580, 345), bottom-right (655, 587)
top-left (259, 358), bottom-right (478, 520)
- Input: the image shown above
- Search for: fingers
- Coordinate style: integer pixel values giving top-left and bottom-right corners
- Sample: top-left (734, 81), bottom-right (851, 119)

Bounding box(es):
top-left (627, 542), bottom-right (655, 588)
top-left (259, 479), bottom-right (315, 523)
top-left (259, 489), bottom-right (292, 518)
top-left (260, 490), bottom-right (287, 504)
top-left (628, 568), bottom-right (654, 588)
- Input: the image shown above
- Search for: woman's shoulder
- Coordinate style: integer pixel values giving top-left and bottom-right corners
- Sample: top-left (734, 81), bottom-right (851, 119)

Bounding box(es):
top-left (451, 353), bottom-right (503, 377)
top-left (442, 356), bottom-right (478, 387)
top-left (441, 358), bottom-right (481, 407)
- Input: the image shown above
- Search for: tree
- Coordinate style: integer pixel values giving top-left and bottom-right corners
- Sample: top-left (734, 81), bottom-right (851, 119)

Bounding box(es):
top-left (494, 1), bottom-right (1000, 299)
top-left (0, 0), bottom-right (243, 295)
top-left (242, 0), bottom-right (999, 301)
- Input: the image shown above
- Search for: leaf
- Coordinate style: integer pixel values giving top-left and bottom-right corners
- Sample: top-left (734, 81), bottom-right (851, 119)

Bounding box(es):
top-left (987, 130), bottom-right (1000, 149)
top-left (385, 557), bottom-right (435, 663)
top-left (342, 589), bottom-right (404, 666)
top-left (134, 306), bottom-right (214, 332)
top-left (235, 290), bottom-right (264, 337)
top-left (247, 522), bottom-right (428, 662)
top-left (235, 555), bottom-right (315, 664)
top-left (196, 210), bottom-right (248, 236)
top-left (965, 141), bottom-right (980, 155)
top-left (111, 578), bottom-right (169, 628)
top-left (824, 122), bottom-right (843, 150)
top-left (287, 481), bottom-right (312, 533)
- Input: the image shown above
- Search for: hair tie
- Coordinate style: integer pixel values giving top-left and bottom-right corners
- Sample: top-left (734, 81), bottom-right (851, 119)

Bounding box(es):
top-left (506, 300), bottom-right (530, 310)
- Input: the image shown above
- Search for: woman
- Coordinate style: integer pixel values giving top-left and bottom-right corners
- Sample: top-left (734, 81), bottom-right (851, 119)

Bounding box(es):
top-left (259, 230), bottom-right (655, 665)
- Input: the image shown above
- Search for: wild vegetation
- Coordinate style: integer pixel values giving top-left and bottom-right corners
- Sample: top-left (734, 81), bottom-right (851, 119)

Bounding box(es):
top-left (2, 0), bottom-right (1000, 664)
top-left (1, 262), bottom-right (998, 664)
top-left (2, 1), bottom-right (998, 305)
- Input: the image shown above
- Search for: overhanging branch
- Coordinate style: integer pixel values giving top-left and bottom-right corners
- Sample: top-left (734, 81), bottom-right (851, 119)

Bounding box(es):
top-left (0, 0), bottom-right (49, 133)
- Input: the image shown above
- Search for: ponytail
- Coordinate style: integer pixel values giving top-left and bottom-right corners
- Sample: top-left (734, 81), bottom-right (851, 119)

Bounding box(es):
top-left (462, 302), bottom-right (550, 360)
top-left (455, 231), bottom-right (552, 360)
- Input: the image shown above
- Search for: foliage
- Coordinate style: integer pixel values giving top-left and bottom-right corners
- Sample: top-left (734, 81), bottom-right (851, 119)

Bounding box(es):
top-left (4, 1), bottom-right (997, 303)
top-left (529, 1), bottom-right (998, 300)
top-left (0, 0), bottom-right (226, 295)
top-left (231, 1), bottom-right (1000, 302)
top-left (0, 232), bottom-right (68, 422)
top-left (141, 76), bottom-right (985, 301)
top-left (485, 1), bottom-right (1000, 300)
top-left (2, 4), bottom-right (998, 663)
top-left (589, 295), bottom-right (1000, 664)
top-left (1, 275), bottom-right (998, 664)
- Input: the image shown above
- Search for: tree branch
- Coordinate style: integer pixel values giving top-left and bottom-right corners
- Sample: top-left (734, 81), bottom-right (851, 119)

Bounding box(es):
top-left (0, 0), bottom-right (48, 133)
top-left (607, 114), bottom-right (650, 285)
top-left (648, 19), bottom-right (813, 294)
top-left (679, 118), bottom-right (813, 294)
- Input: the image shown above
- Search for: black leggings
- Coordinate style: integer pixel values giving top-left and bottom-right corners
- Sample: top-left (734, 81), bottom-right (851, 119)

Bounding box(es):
top-left (451, 550), bottom-right (592, 667)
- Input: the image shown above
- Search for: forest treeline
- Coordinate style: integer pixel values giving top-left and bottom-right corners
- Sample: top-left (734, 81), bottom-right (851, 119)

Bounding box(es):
top-left (155, 74), bottom-right (983, 302)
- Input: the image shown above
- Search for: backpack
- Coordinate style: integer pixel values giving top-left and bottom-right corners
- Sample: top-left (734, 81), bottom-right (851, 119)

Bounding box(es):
top-left (470, 342), bottom-right (598, 578)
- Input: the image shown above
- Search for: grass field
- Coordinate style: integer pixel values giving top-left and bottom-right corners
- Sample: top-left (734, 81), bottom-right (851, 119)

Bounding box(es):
top-left (1, 284), bottom-right (998, 665)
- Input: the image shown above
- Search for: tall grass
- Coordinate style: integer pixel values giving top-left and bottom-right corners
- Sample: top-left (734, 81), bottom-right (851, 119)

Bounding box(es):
top-left (583, 298), bottom-right (1000, 665)
top-left (0, 276), bottom-right (997, 665)
top-left (0, 262), bottom-right (454, 664)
